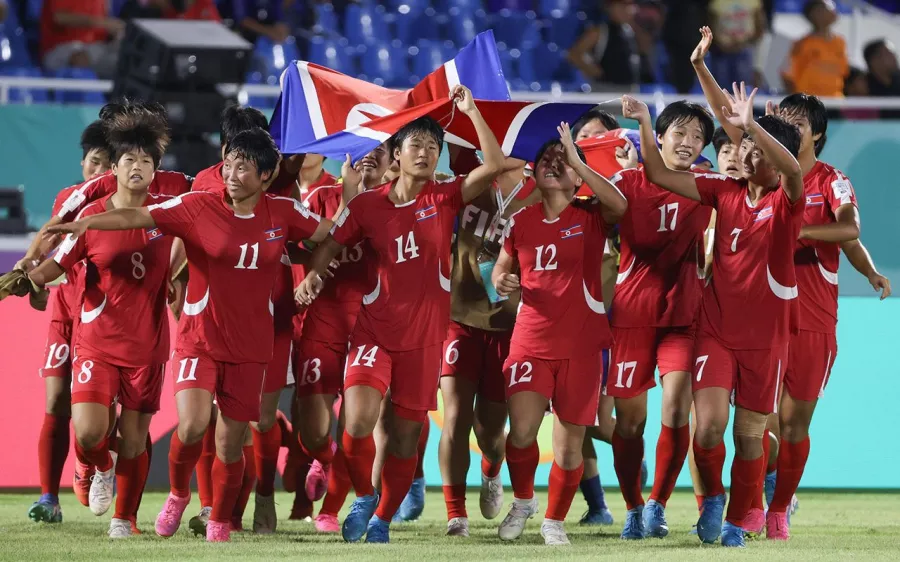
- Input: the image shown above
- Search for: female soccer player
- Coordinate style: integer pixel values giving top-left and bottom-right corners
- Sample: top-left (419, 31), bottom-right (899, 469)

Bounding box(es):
top-left (47, 128), bottom-right (332, 543)
top-left (491, 124), bottom-right (626, 546)
top-left (24, 112), bottom-right (173, 538)
top-left (295, 84), bottom-right (505, 544)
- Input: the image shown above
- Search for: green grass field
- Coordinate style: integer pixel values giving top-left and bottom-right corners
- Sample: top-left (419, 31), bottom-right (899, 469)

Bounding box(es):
top-left (1, 490), bottom-right (899, 561)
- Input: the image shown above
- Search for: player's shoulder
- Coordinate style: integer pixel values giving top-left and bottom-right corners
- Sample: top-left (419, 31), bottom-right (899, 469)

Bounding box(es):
top-left (304, 183), bottom-right (341, 205)
top-left (77, 198), bottom-right (108, 219)
top-left (610, 166), bottom-right (642, 184)
top-left (153, 169), bottom-right (195, 193)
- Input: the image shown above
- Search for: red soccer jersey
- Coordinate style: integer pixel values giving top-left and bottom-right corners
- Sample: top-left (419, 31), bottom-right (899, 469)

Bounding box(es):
top-left (54, 194), bottom-right (175, 367)
top-left (609, 168), bottom-right (711, 328)
top-left (56, 170), bottom-right (193, 222)
top-left (502, 200), bottom-right (613, 360)
top-left (148, 191), bottom-right (322, 363)
top-left (695, 173), bottom-right (806, 349)
top-left (794, 161), bottom-right (857, 333)
top-left (301, 184), bottom-right (372, 344)
top-left (49, 186), bottom-right (84, 324)
top-left (330, 177), bottom-right (464, 352)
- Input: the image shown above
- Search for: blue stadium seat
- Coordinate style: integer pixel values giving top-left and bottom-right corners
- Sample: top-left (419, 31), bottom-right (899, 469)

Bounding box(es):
top-left (344, 4), bottom-right (390, 45)
top-left (639, 83), bottom-right (677, 95)
top-left (25, 0), bottom-right (43, 23)
top-left (53, 68), bottom-right (106, 104)
top-left (312, 2), bottom-right (340, 37)
top-left (544, 15), bottom-right (581, 49)
top-left (448, 8), bottom-right (487, 45)
top-left (0, 66), bottom-right (49, 103)
top-left (359, 42), bottom-right (408, 87)
top-left (497, 48), bottom-right (516, 80)
top-left (385, 0), bottom-right (429, 12)
top-left (255, 36), bottom-right (301, 79)
top-left (244, 71), bottom-right (277, 109)
top-left (0, 18), bottom-right (34, 68)
top-left (308, 38), bottom-right (355, 74)
top-left (434, 0), bottom-right (484, 11)
top-left (410, 41), bottom-right (448, 81)
top-left (490, 10), bottom-right (540, 49)
top-left (518, 43), bottom-right (566, 83)
top-left (487, 0), bottom-right (534, 11)
top-left (538, 0), bottom-right (573, 18)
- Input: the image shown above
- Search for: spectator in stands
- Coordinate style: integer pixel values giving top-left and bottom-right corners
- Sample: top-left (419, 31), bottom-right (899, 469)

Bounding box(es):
top-left (220, 0), bottom-right (290, 43)
top-left (844, 67), bottom-right (870, 96)
top-left (119, 0), bottom-right (220, 21)
top-left (567, 0), bottom-right (654, 90)
top-left (864, 39), bottom-right (900, 96)
top-left (40, 0), bottom-right (125, 79)
top-left (661, 0), bottom-right (709, 93)
top-left (708, 0), bottom-right (765, 88)
top-left (781, 0), bottom-right (847, 97)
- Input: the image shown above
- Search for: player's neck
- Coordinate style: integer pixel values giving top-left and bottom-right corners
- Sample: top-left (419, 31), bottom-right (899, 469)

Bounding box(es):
top-left (298, 167), bottom-right (324, 190)
top-left (540, 190), bottom-right (572, 220)
top-left (111, 187), bottom-right (148, 209)
top-left (390, 173), bottom-right (428, 204)
top-left (231, 190), bottom-right (263, 215)
top-left (799, 150), bottom-right (818, 177)
top-left (747, 181), bottom-right (777, 205)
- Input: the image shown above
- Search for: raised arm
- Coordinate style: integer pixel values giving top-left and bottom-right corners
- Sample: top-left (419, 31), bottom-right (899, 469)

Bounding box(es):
top-left (800, 204), bottom-right (860, 243)
top-left (841, 239), bottom-right (891, 299)
top-left (45, 207), bottom-right (155, 238)
top-left (453, 86), bottom-right (505, 203)
top-left (558, 122), bottom-right (627, 223)
top-left (623, 96), bottom-right (702, 201)
top-left (492, 247), bottom-right (520, 297)
top-left (691, 26), bottom-right (744, 146)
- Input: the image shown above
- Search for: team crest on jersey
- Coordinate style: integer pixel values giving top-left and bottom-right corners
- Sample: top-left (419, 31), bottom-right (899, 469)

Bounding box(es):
top-left (146, 228), bottom-right (163, 241)
top-left (416, 205), bottom-right (437, 222)
top-left (753, 206), bottom-right (773, 222)
top-left (560, 224), bottom-right (583, 239)
top-left (265, 227), bottom-right (284, 241)
top-left (806, 193), bottom-right (825, 207)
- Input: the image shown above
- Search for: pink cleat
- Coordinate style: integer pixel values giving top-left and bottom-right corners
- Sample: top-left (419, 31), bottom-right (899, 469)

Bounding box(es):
top-left (206, 520), bottom-right (231, 542)
top-left (314, 513), bottom-right (340, 533)
top-left (743, 508), bottom-right (765, 537)
top-left (766, 511), bottom-right (790, 541)
top-left (306, 460), bottom-right (330, 502)
top-left (155, 493), bottom-right (190, 537)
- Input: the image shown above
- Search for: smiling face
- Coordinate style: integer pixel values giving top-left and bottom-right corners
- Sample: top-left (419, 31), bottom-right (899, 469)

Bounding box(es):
top-left (112, 150), bottom-right (154, 192)
top-left (394, 132), bottom-right (440, 180)
top-left (533, 144), bottom-right (582, 193)
top-left (222, 153), bottom-right (266, 202)
top-left (739, 138), bottom-right (779, 187)
top-left (658, 117), bottom-right (706, 171)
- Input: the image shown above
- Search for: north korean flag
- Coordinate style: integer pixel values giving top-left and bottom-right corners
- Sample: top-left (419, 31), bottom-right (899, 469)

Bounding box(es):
top-left (265, 227), bottom-right (284, 242)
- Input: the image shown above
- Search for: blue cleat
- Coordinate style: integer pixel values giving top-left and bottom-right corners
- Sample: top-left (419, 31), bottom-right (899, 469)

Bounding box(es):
top-left (342, 494), bottom-right (379, 542)
top-left (27, 494), bottom-right (62, 523)
top-left (393, 477), bottom-right (426, 522)
top-left (642, 499), bottom-right (669, 538)
top-left (579, 508), bottom-right (614, 526)
top-left (689, 524), bottom-right (698, 535)
top-left (696, 494), bottom-right (726, 544)
top-left (365, 516), bottom-right (390, 543)
top-left (764, 470), bottom-right (777, 508)
top-left (640, 459), bottom-right (649, 489)
top-left (721, 521), bottom-right (746, 547)
top-left (620, 506), bottom-right (645, 540)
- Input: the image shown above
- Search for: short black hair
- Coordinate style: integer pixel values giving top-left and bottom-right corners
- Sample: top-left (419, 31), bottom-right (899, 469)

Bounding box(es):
top-left (779, 93), bottom-right (828, 156)
top-left (712, 126), bottom-right (734, 155)
top-left (99, 99), bottom-right (168, 126)
top-left (754, 115), bottom-right (802, 159)
top-left (534, 139), bottom-right (586, 169)
top-left (80, 120), bottom-right (111, 159)
top-left (224, 127), bottom-right (280, 179)
top-left (390, 116), bottom-right (444, 155)
top-left (802, 0), bottom-right (827, 21)
top-left (220, 104), bottom-right (269, 149)
top-left (863, 39), bottom-right (890, 66)
top-left (655, 101), bottom-right (714, 147)
top-left (107, 112), bottom-right (171, 167)
top-left (572, 109), bottom-right (620, 137)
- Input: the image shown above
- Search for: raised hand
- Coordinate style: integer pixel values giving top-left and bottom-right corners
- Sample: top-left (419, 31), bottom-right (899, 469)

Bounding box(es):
top-left (721, 81), bottom-right (758, 131)
top-left (690, 26), bottom-right (713, 65)
top-left (615, 138), bottom-right (639, 169)
top-left (341, 153), bottom-right (362, 191)
top-left (622, 95), bottom-right (651, 122)
top-left (495, 272), bottom-right (520, 297)
top-left (450, 84), bottom-right (476, 115)
top-left (766, 100), bottom-right (780, 117)
top-left (557, 122), bottom-right (583, 167)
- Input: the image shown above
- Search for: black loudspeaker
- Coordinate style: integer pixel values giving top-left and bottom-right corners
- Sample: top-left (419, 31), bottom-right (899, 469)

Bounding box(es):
top-left (112, 76), bottom-right (235, 136)
top-left (115, 19), bottom-right (253, 90)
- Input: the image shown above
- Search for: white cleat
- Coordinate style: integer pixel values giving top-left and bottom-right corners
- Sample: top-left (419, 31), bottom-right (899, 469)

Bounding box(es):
top-left (447, 516), bottom-right (470, 537)
top-left (541, 519), bottom-right (571, 546)
top-left (89, 451), bottom-right (118, 516)
top-left (253, 493), bottom-right (277, 534)
top-left (479, 474), bottom-right (504, 520)
top-left (108, 517), bottom-right (133, 539)
top-left (498, 497), bottom-right (538, 541)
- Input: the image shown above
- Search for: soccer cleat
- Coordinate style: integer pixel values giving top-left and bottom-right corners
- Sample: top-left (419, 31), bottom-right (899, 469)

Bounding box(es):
top-left (479, 473), bottom-right (504, 520)
top-left (540, 519), bottom-right (571, 546)
top-left (642, 499), bottom-right (669, 538)
top-left (640, 458), bottom-right (649, 489)
top-left (252, 493), bottom-right (277, 534)
top-left (696, 494), bottom-right (726, 544)
top-left (155, 492), bottom-right (190, 537)
top-left (27, 494), bottom-right (62, 523)
top-left (790, 494), bottom-right (800, 518)
top-left (88, 451), bottom-right (117, 516)
top-left (365, 516), bottom-right (391, 543)
top-left (394, 477), bottom-right (426, 522)
top-left (73, 462), bottom-right (94, 507)
top-left (129, 516), bottom-right (142, 535)
top-left (188, 506), bottom-right (211, 537)
top-left (765, 511), bottom-right (790, 540)
top-left (579, 508), bottom-right (614, 526)
top-left (498, 497), bottom-right (538, 541)
top-left (721, 521), bottom-right (746, 547)
top-left (206, 520), bottom-right (231, 542)
top-left (305, 460), bottom-right (330, 502)
top-left (743, 507), bottom-right (765, 538)
top-left (314, 513), bottom-right (340, 533)
top-left (342, 494), bottom-right (379, 543)
top-left (621, 506), bottom-right (645, 540)
top-left (764, 470), bottom-right (777, 508)
top-left (446, 516), bottom-right (469, 537)
top-left (108, 518), bottom-right (133, 539)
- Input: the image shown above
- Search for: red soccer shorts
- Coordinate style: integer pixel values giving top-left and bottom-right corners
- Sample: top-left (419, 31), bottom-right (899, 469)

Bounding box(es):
top-left (784, 330), bottom-right (837, 402)
top-left (294, 338), bottom-right (346, 398)
top-left (441, 321), bottom-right (511, 403)
top-left (343, 332), bottom-right (442, 412)
top-left (71, 355), bottom-right (165, 413)
top-left (39, 320), bottom-right (73, 378)
top-left (691, 335), bottom-right (788, 415)
top-left (607, 326), bottom-right (695, 398)
top-left (263, 327), bottom-right (294, 394)
top-left (503, 352), bottom-right (603, 426)
top-left (170, 350), bottom-right (267, 422)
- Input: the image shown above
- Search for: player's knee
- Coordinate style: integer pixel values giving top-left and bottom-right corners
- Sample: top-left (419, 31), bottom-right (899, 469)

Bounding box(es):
top-left (255, 414), bottom-right (276, 434)
top-left (553, 444), bottom-right (583, 470)
top-left (694, 422), bottom-right (725, 449)
top-left (733, 433), bottom-right (764, 459)
top-left (473, 420), bottom-right (503, 450)
top-left (298, 426), bottom-right (328, 453)
top-left (507, 425), bottom-right (539, 449)
top-left (177, 417), bottom-right (209, 445)
top-left (75, 427), bottom-right (107, 450)
top-left (780, 422), bottom-right (809, 444)
top-left (614, 415), bottom-right (646, 439)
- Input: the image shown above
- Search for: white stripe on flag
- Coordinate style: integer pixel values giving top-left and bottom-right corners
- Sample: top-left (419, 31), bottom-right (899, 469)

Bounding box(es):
top-left (443, 59), bottom-right (461, 89)
top-left (501, 102), bottom-right (547, 156)
top-left (349, 126), bottom-right (392, 143)
top-left (295, 61), bottom-right (328, 140)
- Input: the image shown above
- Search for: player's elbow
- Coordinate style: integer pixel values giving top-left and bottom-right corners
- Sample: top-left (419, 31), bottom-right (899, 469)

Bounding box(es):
top-left (845, 222), bottom-right (860, 241)
top-left (607, 196), bottom-right (627, 222)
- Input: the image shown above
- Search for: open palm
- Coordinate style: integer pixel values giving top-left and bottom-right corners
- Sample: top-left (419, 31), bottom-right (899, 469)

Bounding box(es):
top-left (690, 26), bottom-right (713, 65)
top-left (721, 82), bottom-right (758, 131)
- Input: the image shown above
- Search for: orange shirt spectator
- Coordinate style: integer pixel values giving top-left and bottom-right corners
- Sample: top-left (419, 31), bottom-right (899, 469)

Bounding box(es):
top-left (782, 34), bottom-right (848, 97)
top-left (40, 0), bottom-right (110, 57)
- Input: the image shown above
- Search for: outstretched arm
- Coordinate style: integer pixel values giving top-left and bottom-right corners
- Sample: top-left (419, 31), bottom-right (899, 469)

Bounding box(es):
top-left (45, 208), bottom-right (155, 238)
top-left (691, 26), bottom-right (744, 146)
top-left (455, 86), bottom-right (505, 203)
top-left (558, 122), bottom-right (627, 223)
